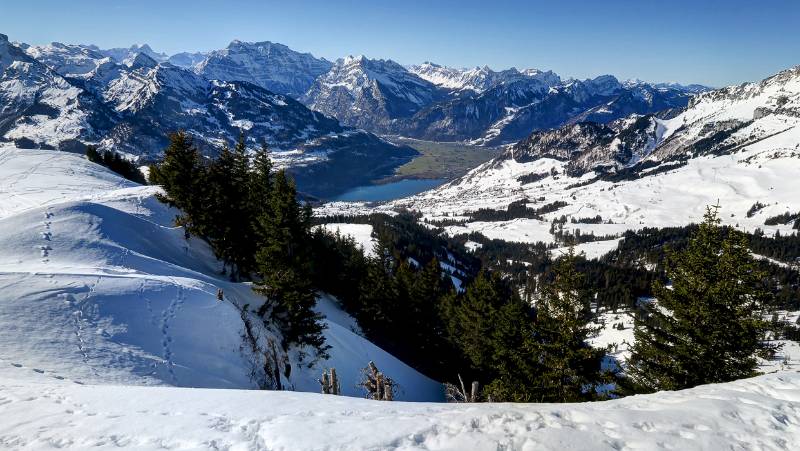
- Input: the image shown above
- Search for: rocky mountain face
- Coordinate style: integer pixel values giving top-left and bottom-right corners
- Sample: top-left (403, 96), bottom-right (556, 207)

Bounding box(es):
top-left (305, 56), bottom-right (700, 145)
top-left (378, 65), bottom-right (800, 251)
top-left (167, 51), bottom-right (208, 69)
top-left (302, 55), bottom-right (444, 132)
top-left (503, 65), bottom-right (800, 178)
top-left (90, 43), bottom-right (169, 65)
top-left (0, 34), bottom-right (116, 151)
top-left (3, 35), bottom-right (415, 198)
top-left (196, 40), bottom-right (332, 98)
top-left (410, 75), bottom-right (698, 145)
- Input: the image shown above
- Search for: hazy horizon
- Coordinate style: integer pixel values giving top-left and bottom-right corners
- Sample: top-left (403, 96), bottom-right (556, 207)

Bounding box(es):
top-left (2, 0), bottom-right (800, 87)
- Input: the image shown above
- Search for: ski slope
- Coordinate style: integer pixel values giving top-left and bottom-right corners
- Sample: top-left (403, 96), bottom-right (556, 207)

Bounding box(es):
top-left (0, 368), bottom-right (798, 450)
top-left (0, 146), bottom-right (442, 400)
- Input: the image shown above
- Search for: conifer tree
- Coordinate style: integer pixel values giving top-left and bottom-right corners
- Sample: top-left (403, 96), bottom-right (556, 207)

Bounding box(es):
top-left (531, 247), bottom-right (604, 402)
top-left (444, 271), bottom-right (507, 372)
top-left (253, 170), bottom-right (326, 355)
top-left (627, 206), bottom-right (775, 392)
top-left (357, 235), bottom-right (400, 339)
top-left (249, 142), bottom-right (273, 221)
top-left (205, 142), bottom-right (240, 274)
top-left (148, 131), bottom-right (206, 232)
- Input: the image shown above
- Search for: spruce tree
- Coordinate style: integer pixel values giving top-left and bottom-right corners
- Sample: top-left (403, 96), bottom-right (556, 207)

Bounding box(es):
top-left (531, 248), bottom-right (604, 402)
top-left (148, 131), bottom-right (206, 232)
top-left (357, 235), bottom-right (400, 340)
top-left (249, 142), bottom-right (273, 221)
top-left (205, 143), bottom-right (239, 274)
top-left (627, 206), bottom-right (775, 392)
top-left (253, 170), bottom-right (326, 355)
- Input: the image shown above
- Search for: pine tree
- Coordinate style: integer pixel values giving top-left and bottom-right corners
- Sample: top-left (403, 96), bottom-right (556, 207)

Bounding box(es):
top-left (627, 206), bottom-right (775, 392)
top-left (253, 170), bottom-right (326, 355)
top-left (148, 131), bottom-right (206, 232)
top-left (229, 133), bottom-right (254, 277)
top-left (205, 143), bottom-right (239, 274)
top-left (357, 235), bottom-right (400, 340)
top-left (531, 247), bottom-right (604, 402)
top-left (443, 271), bottom-right (506, 373)
top-left (85, 145), bottom-right (101, 163)
top-left (249, 142), bottom-right (273, 221)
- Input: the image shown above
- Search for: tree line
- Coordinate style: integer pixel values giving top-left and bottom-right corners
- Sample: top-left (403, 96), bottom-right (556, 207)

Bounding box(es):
top-left (86, 145), bottom-right (146, 184)
top-left (149, 132), bottom-right (326, 355)
top-left (145, 131), bottom-right (793, 401)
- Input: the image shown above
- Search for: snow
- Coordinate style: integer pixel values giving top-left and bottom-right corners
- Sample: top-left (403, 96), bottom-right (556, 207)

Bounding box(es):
top-left (386, 127), bottom-right (800, 246)
top-left (0, 368), bottom-right (798, 449)
top-left (316, 223), bottom-right (377, 257)
top-left (590, 310), bottom-right (636, 368)
top-left (551, 238), bottom-right (624, 261)
top-left (0, 147), bottom-right (441, 401)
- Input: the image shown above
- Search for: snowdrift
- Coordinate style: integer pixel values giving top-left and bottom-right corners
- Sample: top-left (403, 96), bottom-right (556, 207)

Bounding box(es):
top-left (0, 146), bottom-right (442, 400)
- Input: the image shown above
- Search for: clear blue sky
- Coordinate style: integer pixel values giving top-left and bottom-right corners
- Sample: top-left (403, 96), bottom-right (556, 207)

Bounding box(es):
top-left (2, 0), bottom-right (799, 87)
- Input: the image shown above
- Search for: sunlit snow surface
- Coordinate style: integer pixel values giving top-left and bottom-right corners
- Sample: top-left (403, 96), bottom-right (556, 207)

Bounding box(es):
top-left (0, 368), bottom-right (798, 449)
top-left (0, 147), bottom-right (441, 401)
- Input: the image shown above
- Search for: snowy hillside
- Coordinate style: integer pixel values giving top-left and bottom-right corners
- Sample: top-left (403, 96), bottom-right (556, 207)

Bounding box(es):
top-left (361, 65), bottom-right (800, 255)
top-left (0, 367), bottom-right (797, 449)
top-left (0, 146), bottom-right (442, 400)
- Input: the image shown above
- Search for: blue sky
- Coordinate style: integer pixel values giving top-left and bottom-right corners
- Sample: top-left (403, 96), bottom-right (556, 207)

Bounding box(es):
top-left (1, 0), bottom-right (799, 86)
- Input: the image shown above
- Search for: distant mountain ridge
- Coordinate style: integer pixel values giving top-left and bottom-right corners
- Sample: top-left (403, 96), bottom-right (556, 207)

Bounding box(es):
top-left (303, 56), bottom-right (705, 145)
top-left (2, 34), bottom-right (416, 198)
top-left (196, 40), bottom-right (333, 98)
top-left (17, 36), bottom-right (710, 147)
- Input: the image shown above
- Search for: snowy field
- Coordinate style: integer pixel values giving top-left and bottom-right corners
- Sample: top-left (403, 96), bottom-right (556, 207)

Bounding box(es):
top-left (1, 146), bottom-right (799, 449)
top-left (316, 223), bottom-right (377, 257)
top-left (0, 368), bottom-right (798, 450)
top-left (0, 146), bottom-right (441, 400)
top-left (318, 71), bottom-right (800, 254)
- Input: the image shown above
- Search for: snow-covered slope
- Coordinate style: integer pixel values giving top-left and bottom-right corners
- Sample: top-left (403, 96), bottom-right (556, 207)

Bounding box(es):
top-left (196, 40), bottom-right (332, 97)
top-left (0, 34), bottom-right (115, 150)
top-left (0, 368), bottom-right (797, 449)
top-left (377, 66), bottom-right (800, 249)
top-left (0, 146), bottom-right (442, 400)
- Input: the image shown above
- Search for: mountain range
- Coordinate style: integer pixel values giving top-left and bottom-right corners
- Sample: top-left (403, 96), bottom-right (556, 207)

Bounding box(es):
top-left (3, 34), bottom-right (415, 197)
top-left (351, 64), bottom-right (800, 256)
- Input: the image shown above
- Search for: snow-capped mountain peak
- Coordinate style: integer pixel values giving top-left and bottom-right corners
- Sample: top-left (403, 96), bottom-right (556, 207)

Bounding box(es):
top-left (195, 39), bottom-right (332, 97)
top-left (303, 55), bottom-right (441, 130)
top-left (408, 62), bottom-right (562, 94)
top-left (127, 51), bottom-right (159, 70)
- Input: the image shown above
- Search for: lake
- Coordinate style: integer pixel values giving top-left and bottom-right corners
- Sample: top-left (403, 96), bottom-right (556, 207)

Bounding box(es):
top-left (333, 178), bottom-right (445, 202)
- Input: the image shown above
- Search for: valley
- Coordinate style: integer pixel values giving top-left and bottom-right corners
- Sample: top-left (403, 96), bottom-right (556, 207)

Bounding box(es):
top-left (0, 6), bottom-right (799, 448)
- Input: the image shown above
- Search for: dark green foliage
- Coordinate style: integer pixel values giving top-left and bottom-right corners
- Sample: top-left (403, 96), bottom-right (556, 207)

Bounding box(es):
top-left (626, 207), bottom-right (776, 393)
top-left (443, 253), bottom-right (605, 403)
top-left (527, 248), bottom-right (605, 402)
top-left (467, 200), bottom-right (568, 222)
top-left (764, 211), bottom-right (800, 229)
top-left (516, 172), bottom-right (548, 185)
top-left (148, 132), bottom-right (207, 233)
top-left (152, 132), bottom-right (328, 356)
top-left (253, 170), bottom-right (326, 353)
top-left (85, 145), bottom-right (146, 184)
top-left (746, 202), bottom-right (767, 218)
